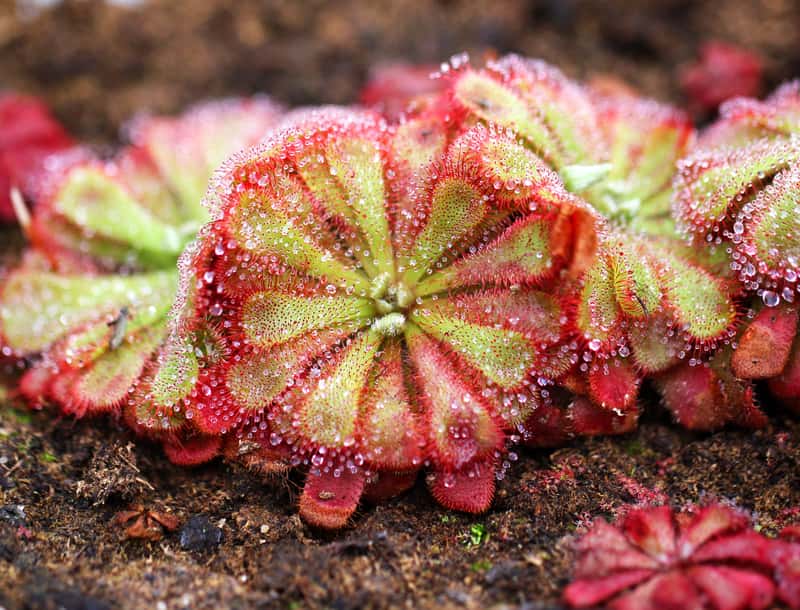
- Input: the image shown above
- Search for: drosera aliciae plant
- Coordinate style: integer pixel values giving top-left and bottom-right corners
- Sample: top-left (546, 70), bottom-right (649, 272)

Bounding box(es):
top-left (673, 81), bottom-right (800, 416)
top-left (0, 97), bottom-right (283, 463)
top-left (564, 503), bottom-right (800, 610)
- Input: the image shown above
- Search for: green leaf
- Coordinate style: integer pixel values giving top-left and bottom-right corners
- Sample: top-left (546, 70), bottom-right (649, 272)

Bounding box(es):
top-left (411, 293), bottom-right (544, 390)
top-left (298, 330), bottom-right (382, 447)
top-left (70, 322), bottom-right (168, 411)
top-left (561, 163), bottom-right (612, 192)
top-left (241, 291), bottom-right (374, 349)
top-left (0, 270), bottom-right (177, 353)
top-left (658, 249), bottom-right (736, 343)
top-left (54, 167), bottom-right (184, 263)
top-left (227, 172), bottom-right (370, 292)
top-left (405, 323), bottom-right (503, 468)
top-left (454, 70), bottom-right (563, 167)
top-left (400, 177), bottom-right (487, 285)
top-left (226, 323), bottom-right (364, 412)
top-left (416, 213), bottom-right (558, 296)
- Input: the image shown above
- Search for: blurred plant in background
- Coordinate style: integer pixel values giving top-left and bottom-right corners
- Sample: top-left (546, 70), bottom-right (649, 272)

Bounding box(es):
top-left (0, 97), bottom-right (282, 464)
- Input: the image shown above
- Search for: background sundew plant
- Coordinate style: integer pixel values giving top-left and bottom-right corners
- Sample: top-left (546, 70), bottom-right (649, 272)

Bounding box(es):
top-left (1, 2), bottom-right (800, 608)
top-left (0, 98), bottom-right (283, 463)
top-left (673, 83), bottom-right (800, 416)
top-left (441, 57), bottom-right (751, 430)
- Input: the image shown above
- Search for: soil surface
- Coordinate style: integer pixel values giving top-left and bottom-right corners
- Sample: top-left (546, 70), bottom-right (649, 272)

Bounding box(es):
top-left (1, 390), bottom-right (798, 610)
top-left (1, 1), bottom-right (800, 609)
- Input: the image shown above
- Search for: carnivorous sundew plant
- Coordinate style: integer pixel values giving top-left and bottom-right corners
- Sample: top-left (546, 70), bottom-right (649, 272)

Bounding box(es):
top-left (0, 97), bottom-right (283, 464)
top-left (674, 82), bottom-right (800, 415)
top-left (0, 55), bottom-right (796, 528)
top-left (564, 503), bottom-right (800, 610)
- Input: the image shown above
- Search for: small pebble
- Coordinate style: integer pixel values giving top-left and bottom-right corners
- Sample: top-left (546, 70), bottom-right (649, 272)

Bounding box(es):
top-left (0, 504), bottom-right (27, 527)
top-left (179, 514), bottom-right (222, 551)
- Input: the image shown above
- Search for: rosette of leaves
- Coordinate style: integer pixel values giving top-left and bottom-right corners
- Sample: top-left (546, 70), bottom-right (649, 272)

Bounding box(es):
top-left (0, 98), bottom-right (282, 463)
top-left (564, 503), bottom-right (800, 610)
top-left (148, 100), bottom-right (648, 528)
top-left (673, 82), bottom-right (800, 414)
top-left (438, 55), bottom-right (741, 428)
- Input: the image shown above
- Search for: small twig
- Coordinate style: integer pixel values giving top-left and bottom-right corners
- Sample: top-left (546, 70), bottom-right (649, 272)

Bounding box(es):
top-left (117, 444), bottom-right (142, 472)
top-left (3, 460), bottom-right (23, 477)
top-left (10, 187), bottom-right (31, 235)
top-left (134, 476), bottom-right (155, 491)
